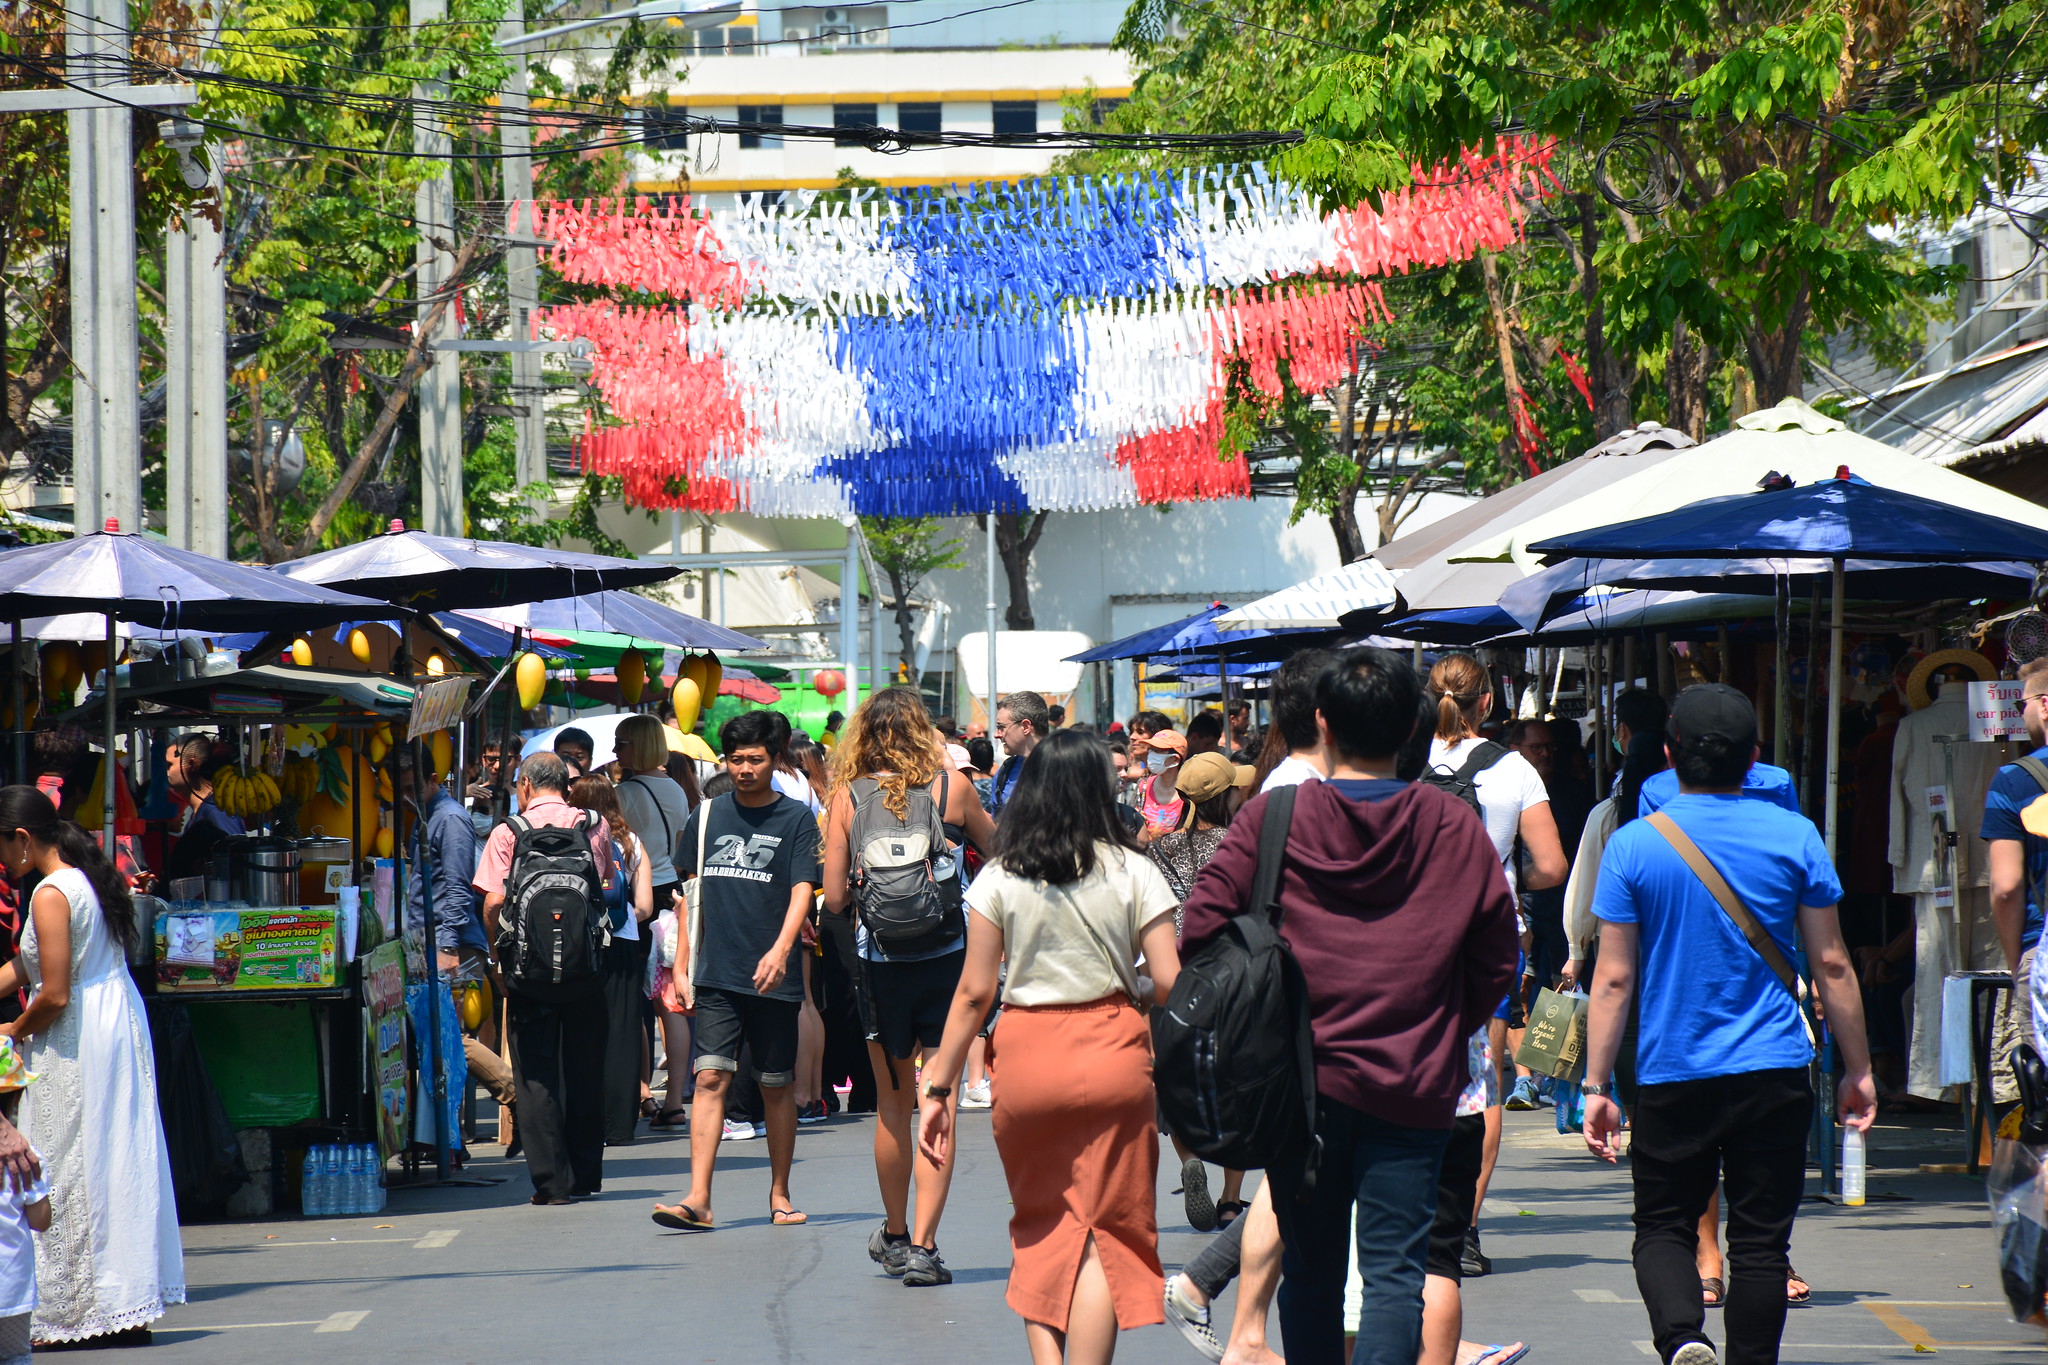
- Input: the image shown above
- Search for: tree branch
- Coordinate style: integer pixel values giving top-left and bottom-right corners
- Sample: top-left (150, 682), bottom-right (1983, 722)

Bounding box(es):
top-left (286, 233), bottom-right (482, 560)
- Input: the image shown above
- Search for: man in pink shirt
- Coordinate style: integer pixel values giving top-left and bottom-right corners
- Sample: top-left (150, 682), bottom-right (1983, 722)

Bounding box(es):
top-left (473, 751), bottom-right (615, 1204)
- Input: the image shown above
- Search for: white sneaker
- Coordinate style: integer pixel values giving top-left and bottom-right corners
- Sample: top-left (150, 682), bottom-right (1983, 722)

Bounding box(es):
top-left (721, 1118), bottom-right (761, 1141)
top-left (1671, 1344), bottom-right (1719, 1365)
top-left (960, 1081), bottom-right (993, 1110)
top-left (1162, 1275), bottom-right (1224, 1362)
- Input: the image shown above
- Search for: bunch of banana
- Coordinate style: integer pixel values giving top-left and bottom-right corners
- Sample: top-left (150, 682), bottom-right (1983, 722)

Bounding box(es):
top-left (279, 756), bottom-right (320, 805)
top-left (215, 766), bottom-right (281, 820)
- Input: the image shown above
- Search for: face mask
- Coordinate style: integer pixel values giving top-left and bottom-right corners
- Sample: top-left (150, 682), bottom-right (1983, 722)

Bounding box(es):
top-left (1146, 752), bottom-right (1170, 774)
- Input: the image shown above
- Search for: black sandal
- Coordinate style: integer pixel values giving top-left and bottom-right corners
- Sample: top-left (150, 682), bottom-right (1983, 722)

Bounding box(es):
top-left (650, 1108), bottom-right (689, 1130)
top-left (1215, 1199), bottom-right (1248, 1228)
top-left (1702, 1276), bottom-right (1725, 1308)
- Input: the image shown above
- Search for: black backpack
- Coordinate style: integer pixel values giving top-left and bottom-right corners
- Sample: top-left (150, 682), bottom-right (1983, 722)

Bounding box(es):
top-left (1421, 739), bottom-right (1510, 817)
top-left (496, 812), bottom-right (606, 992)
top-left (850, 772), bottom-right (963, 955)
top-left (1152, 785), bottom-right (1319, 1185)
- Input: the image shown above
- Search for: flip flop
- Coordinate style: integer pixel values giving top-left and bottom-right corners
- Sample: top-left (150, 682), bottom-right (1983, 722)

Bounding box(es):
top-left (1472, 1346), bottom-right (1529, 1365)
top-left (652, 1203), bottom-right (714, 1232)
top-left (770, 1207), bottom-right (809, 1226)
top-left (649, 1108), bottom-right (690, 1130)
top-left (1787, 1267), bottom-right (1811, 1303)
top-left (1702, 1276), bottom-right (1725, 1307)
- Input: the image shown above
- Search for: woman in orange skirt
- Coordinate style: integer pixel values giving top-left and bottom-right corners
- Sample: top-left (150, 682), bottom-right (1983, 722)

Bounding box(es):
top-left (920, 730), bottom-right (1182, 1364)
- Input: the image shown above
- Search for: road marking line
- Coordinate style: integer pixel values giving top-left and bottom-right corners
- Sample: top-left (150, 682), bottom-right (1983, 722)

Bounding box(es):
top-left (315, 1311), bottom-right (369, 1333)
top-left (1631, 1343), bottom-right (1656, 1357)
top-left (413, 1229), bottom-right (459, 1249)
top-left (1574, 1288), bottom-right (1637, 1303)
top-left (157, 1321), bottom-right (326, 1332)
top-left (214, 1237), bottom-right (418, 1249)
top-left (1866, 1303), bottom-right (1935, 1349)
top-left (1878, 1301), bottom-right (2006, 1309)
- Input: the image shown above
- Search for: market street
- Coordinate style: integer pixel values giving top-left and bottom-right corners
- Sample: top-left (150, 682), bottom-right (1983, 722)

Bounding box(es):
top-left (129, 1107), bottom-right (2032, 1364)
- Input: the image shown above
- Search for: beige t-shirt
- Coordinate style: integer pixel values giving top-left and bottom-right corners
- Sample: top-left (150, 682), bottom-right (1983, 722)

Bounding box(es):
top-left (966, 844), bottom-right (1178, 1007)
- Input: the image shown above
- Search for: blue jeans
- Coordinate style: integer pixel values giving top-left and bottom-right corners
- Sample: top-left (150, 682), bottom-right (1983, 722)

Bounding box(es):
top-left (1269, 1097), bottom-right (1449, 1365)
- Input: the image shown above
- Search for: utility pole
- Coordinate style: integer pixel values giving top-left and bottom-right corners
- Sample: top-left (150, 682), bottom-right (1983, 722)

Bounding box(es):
top-left (66, 0), bottom-right (140, 535)
top-left (163, 160), bottom-right (228, 559)
top-left (496, 9), bottom-right (547, 505)
top-left (414, 0), bottom-right (463, 537)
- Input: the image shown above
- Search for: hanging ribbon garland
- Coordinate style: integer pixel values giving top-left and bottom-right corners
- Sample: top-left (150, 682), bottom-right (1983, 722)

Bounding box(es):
top-left (524, 141), bottom-right (1554, 518)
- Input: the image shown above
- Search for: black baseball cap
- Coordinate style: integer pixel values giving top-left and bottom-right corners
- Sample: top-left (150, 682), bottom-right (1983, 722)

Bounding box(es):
top-left (1667, 683), bottom-right (1759, 753)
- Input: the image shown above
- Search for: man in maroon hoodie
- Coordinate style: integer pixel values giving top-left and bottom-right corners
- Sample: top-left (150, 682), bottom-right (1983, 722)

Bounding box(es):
top-left (1180, 646), bottom-right (1518, 1365)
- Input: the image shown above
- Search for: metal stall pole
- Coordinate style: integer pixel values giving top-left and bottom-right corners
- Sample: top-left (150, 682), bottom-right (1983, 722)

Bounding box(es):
top-left (985, 515), bottom-right (999, 735)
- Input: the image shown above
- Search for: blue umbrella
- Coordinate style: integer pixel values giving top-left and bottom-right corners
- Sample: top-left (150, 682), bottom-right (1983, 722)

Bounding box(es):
top-left (1376, 605), bottom-right (1522, 646)
top-left (1528, 472), bottom-right (2048, 563)
top-left (1067, 605), bottom-right (1233, 663)
top-left (1527, 472), bottom-right (2048, 853)
top-left (1500, 556), bottom-right (2038, 633)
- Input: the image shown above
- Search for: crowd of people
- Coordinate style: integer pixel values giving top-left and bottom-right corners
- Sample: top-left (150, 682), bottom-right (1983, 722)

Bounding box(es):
top-left (6, 626), bottom-right (2043, 1365)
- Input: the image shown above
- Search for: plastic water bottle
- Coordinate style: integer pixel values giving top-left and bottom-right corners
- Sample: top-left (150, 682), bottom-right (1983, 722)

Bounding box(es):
top-left (1841, 1126), bottom-right (1866, 1206)
top-left (322, 1143), bottom-right (345, 1215)
top-left (356, 1144), bottom-right (376, 1214)
top-left (301, 1148), bottom-right (323, 1217)
top-left (336, 1145), bottom-right (357, 1215)
top-left (365, 1144), bottom-right (385, 1212)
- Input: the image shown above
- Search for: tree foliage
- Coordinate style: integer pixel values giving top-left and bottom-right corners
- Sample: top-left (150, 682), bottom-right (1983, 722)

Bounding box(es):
top-left (862, 516), bottom-right (965, 677)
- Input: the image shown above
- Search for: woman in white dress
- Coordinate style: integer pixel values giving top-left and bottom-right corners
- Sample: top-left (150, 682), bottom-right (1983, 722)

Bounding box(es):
top-left (0, 785), bottom-right (183, 1344)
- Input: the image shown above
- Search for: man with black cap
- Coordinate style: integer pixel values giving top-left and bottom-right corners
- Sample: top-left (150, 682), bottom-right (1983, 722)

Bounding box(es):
top-left (1581, 684), bottom-right (1875, 1365)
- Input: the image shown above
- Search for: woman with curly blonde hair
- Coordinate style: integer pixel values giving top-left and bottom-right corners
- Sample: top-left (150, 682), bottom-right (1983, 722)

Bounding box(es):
top-left (822, 687), bottom-right (994, 1287)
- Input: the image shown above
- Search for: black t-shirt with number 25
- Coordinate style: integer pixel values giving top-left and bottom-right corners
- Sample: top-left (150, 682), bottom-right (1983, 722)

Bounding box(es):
top-left (677, 793), bottom-right (823, 1003)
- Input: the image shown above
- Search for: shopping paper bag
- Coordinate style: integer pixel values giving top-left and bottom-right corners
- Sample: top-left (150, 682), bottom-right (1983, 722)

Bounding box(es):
top-left (1515, 985), bottom-right (1589, 1079)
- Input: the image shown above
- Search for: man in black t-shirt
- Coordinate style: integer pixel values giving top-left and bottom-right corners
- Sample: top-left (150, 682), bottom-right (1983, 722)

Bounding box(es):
top-left (653, 711), bottom-right (822, 1234)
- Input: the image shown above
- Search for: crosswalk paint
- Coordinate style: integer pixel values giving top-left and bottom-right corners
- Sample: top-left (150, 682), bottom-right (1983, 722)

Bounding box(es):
top-left (412, 1229), bottom-right (459, 1249)
top-left (316, 1311), bottom-right (369, 1333)
top-left (1573, 1288), bottom-right (1638, 1304)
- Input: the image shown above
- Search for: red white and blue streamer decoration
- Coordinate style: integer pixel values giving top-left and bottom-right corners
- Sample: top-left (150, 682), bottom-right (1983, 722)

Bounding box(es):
top-left (518, 141), bottom-right (1555, 517)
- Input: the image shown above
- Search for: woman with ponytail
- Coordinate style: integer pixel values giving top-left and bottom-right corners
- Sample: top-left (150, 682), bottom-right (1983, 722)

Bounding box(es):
top-left (0, 786), bottom-right (182, 1344)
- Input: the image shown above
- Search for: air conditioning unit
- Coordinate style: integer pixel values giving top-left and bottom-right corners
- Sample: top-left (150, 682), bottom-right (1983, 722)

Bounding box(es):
top-left (821, 7), bottom-right (845, 20)
top-left (783, 24), bottom-right (810, 41)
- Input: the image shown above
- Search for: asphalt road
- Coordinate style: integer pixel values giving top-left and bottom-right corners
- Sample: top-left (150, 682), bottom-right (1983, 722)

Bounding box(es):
top-left (80, 1102), bottom-right (2043, 1363)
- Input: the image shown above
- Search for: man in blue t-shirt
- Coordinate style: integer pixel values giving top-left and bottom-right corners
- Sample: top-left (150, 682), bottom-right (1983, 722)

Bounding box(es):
top-left (1583, 684), bottom-right (1875, 1365)
top-left (1985, 657), bottom-right (2048, 1099)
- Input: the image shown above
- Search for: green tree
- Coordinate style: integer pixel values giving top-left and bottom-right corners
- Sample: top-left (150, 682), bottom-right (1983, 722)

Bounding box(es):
top-left (862, 517), bottom-right (966, 678)
top-left (1099, 2), bottom-right (1603, 559)
top-left (1230, 0), bottom-right (1994, 411)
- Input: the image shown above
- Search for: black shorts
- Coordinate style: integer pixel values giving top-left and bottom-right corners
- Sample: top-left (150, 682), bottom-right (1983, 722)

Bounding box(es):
top-left (1426, 1113), bottom-right (1488, 1281)
top-left (693, 985), bottom-right (801, 1087)
top-left (860, 950), bottom-right (964, 1060)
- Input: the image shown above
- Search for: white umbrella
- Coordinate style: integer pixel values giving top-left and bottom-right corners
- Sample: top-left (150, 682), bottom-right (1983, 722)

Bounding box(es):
top-left (1212, 559), bottom-right (1400, 631)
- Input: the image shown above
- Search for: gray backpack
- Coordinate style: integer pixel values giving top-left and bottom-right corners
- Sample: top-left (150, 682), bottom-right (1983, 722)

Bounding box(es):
top-left (850, 772), bottom-right (963, 956)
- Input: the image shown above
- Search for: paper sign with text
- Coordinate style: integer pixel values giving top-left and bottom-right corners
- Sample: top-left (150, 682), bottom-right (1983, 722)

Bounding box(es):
top-left (1969, 679), bottom-right (2026, 742)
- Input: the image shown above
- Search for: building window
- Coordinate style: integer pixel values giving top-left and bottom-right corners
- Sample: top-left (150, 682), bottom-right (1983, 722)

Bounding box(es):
top-left (897, 101), bottom-right (941, 137)
top-left (738, 104), bottom-right (783, 150)
top-left (642, 108), bottom-right (691, 151)
top-left (694, 26), bottom-right (727, 55)
top-left (834, 102), bottom-right (879, 147)
top-left (992, 99), bottom-right (1037, 138)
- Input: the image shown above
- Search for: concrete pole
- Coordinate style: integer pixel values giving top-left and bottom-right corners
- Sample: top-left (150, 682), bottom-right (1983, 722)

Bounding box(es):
top-left (165, 163), bottom-right (227, 557)
top-left (414, 0), bottom-right (464, 536)
top-left (68, 0), bottom-right (140, 535)
top-left (497, 12), bottom-right (547, 506)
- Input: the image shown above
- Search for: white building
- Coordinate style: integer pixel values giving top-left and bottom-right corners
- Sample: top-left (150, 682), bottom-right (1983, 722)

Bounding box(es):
top-left (629, 0), bottom-right (1132, 203)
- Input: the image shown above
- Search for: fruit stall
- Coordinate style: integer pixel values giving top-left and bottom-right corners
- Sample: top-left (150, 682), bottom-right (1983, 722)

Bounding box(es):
top-left (53, 614), bottom-right (506, 1216)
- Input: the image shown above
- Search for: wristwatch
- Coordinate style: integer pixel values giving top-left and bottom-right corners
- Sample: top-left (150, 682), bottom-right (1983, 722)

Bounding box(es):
top-left (1580, 1081), bottom-right (1615, 1098)
top-left (922, 1083), bottom-right (952, 1101)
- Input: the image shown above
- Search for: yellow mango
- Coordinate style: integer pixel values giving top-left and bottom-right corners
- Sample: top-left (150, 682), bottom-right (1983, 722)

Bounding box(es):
top-left (515, 651), bottom-right (546, 711)
top-left (671, 677), bottom-right (702, 736)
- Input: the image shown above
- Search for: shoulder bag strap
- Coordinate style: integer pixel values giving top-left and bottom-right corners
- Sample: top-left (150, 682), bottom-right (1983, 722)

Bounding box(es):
top-left (1248, 784), bottom-right (1298, 926)
top-left (623, 775), bottom-right (674, 853)
top-left (2016, 756), bottom-right (2048, 796)
top-left (1052, 875), bottom-right (1147, 1008)
top-left (1645, 811), bottom-right (1799, 999)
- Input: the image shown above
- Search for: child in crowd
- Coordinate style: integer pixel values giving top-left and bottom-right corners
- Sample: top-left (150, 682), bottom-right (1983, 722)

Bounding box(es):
top-left (0, 1042), bottom-right (50, 1365)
